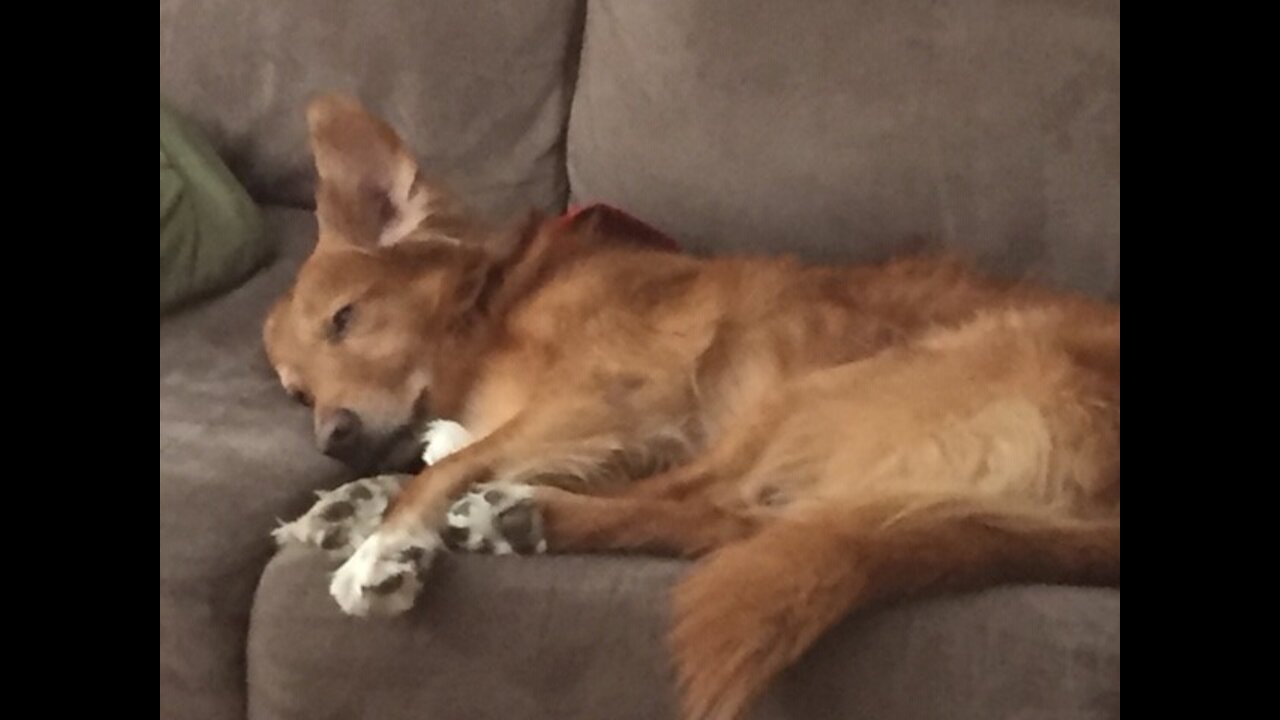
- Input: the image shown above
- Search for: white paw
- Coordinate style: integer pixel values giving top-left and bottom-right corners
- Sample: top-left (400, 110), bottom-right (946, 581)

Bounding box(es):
top-left (272, 475), bottom-right (408, 559)
top-left (421, 419), bottom-right (474, 466)
top-left (442, 482), bottom-right (547, 556)
top-left (329, 527), bottom-right (441, 617)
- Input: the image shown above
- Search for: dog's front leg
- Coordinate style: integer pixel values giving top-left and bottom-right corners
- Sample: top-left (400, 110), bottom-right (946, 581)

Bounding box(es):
top-left (323, 456), bottom-right (481, 616)
top-left (327, 408), bottom-right (621, 617)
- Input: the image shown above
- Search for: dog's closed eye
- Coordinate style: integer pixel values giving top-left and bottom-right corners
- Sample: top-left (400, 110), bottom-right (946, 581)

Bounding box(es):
top-left (288, 387), bottom-right (314, 407)
top-left (329, 303), bottom-right (356, 342)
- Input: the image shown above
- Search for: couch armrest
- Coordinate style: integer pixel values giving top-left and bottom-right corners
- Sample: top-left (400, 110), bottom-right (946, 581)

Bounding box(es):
top-left (161, 208), bottom-right (351, 720)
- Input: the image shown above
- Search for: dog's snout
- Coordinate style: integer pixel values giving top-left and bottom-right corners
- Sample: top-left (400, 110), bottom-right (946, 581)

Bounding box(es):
top-left (317, 408), bottom-right (364, 461)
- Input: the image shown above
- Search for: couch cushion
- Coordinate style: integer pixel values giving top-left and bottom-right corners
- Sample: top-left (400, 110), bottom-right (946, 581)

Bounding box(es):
top-left (568, 0), bottom-right (1120, 298)
top-left (249, 548), bottom-right (1119, 720)
top-left (159, 0), bottom-right (583, 217)
top-left (161, 207), bottom-right (354, 720)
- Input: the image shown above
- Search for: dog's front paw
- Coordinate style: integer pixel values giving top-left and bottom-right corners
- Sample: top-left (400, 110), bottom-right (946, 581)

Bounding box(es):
top-left (442, 482), bottom-right (547, 555)
top-left (421, 419), bottom-right (474, 466)
top-left (329, 527), bottom-right (440, 617)
top-left (272, 475), bottom-right (408, 560)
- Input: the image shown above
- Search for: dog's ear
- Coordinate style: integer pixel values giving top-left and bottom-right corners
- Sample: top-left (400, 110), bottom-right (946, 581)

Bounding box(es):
top-left (436, 210), bottom-right (546, 323)
top-left (446, 248), bottom-right (497, 316)
top-left (307, 93), bottom-right (471, 250)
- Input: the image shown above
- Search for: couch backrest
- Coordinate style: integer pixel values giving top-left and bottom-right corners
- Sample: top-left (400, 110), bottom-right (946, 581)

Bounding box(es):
top-left (568, 0), bottom-right (1119, 298)
top-left (159, 0), bottom-right (583, 220)
top-left (160, 0), bottom-right (1119, 298)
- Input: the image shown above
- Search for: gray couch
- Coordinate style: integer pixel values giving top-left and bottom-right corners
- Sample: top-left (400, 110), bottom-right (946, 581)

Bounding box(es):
top-left (159, 2), bottom-right (1120, 719)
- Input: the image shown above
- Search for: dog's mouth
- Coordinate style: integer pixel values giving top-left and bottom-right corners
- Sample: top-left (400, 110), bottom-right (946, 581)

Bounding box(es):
top-left (343, 390), bottom-right (436, 475)
top-left (377, 432), bottom-right (429, 474)
top-left (348, 425), bottom-right (428, 476)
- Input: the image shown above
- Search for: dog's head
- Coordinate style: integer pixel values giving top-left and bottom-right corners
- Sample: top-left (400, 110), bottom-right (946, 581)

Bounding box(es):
top-left (263, 94), bottom-right (517, 473)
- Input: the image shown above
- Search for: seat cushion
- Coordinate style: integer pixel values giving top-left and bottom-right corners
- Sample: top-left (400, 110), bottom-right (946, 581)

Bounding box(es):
top-left (161, 207), bottom-right (354, 720)
top-left (163, 215), bottom-right (1119, 720)
top-left (160, 0), bottom-right (583, 217)
top-left (568, 0), bottom-right (1120, 298)
top-left (249, 548), bottom-right (1119, 720)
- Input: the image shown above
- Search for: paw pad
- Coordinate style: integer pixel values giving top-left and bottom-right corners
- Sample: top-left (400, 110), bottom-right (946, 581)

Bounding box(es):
top-left (443, 482), bottom-right (546, 555)
top-left (272, 474), bottom-right (409, 559)
top-left (366, 573), bottom-right (407, 596)
top-left (329, 529), bottom-right (441, 617)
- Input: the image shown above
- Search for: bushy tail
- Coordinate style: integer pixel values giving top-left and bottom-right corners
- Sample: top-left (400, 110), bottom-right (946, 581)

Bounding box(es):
top-left (669, 495), bottom-right (1120, 720)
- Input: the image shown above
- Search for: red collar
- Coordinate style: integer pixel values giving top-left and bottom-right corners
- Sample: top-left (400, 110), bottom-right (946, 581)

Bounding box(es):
top-left (555, 203), bottom-right (681, 253)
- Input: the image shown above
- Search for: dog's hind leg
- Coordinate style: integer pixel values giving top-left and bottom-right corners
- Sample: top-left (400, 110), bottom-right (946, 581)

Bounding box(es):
top-left (436, 386), bottom-right (811, 559)
top-left (540, 488), bottom-right (760, 556)
top-left (440, 483), bottom-right (759, 558)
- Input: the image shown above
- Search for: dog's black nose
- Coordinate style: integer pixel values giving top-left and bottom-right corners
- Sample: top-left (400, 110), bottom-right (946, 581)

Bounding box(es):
top-left (317, 408), bottom-right (363, 461)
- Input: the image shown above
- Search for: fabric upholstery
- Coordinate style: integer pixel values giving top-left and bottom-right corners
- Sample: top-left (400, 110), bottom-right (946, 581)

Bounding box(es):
top-left (160, 0), bottom-right (584, 218)
top-left (161, 208), bottom-right (352, 720)
top-left (568, 0), bottom-right (1120, 298)
top-left (159, 2), bottom-right (1122, 718)
top-left (248, 548), bottom-right (1120, 720)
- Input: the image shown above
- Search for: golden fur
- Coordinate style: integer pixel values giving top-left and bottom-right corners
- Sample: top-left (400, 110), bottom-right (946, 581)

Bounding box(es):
top-left (265, 95), bottom-right (1120, 720)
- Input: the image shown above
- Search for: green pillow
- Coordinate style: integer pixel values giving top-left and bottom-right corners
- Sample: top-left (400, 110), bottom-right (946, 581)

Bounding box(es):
top-left (160, 98), bottom-right (271, 313)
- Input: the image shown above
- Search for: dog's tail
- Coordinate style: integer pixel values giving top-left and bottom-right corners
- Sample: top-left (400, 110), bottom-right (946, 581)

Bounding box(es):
top-left (669, 494), bottom-right (1120, 720)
